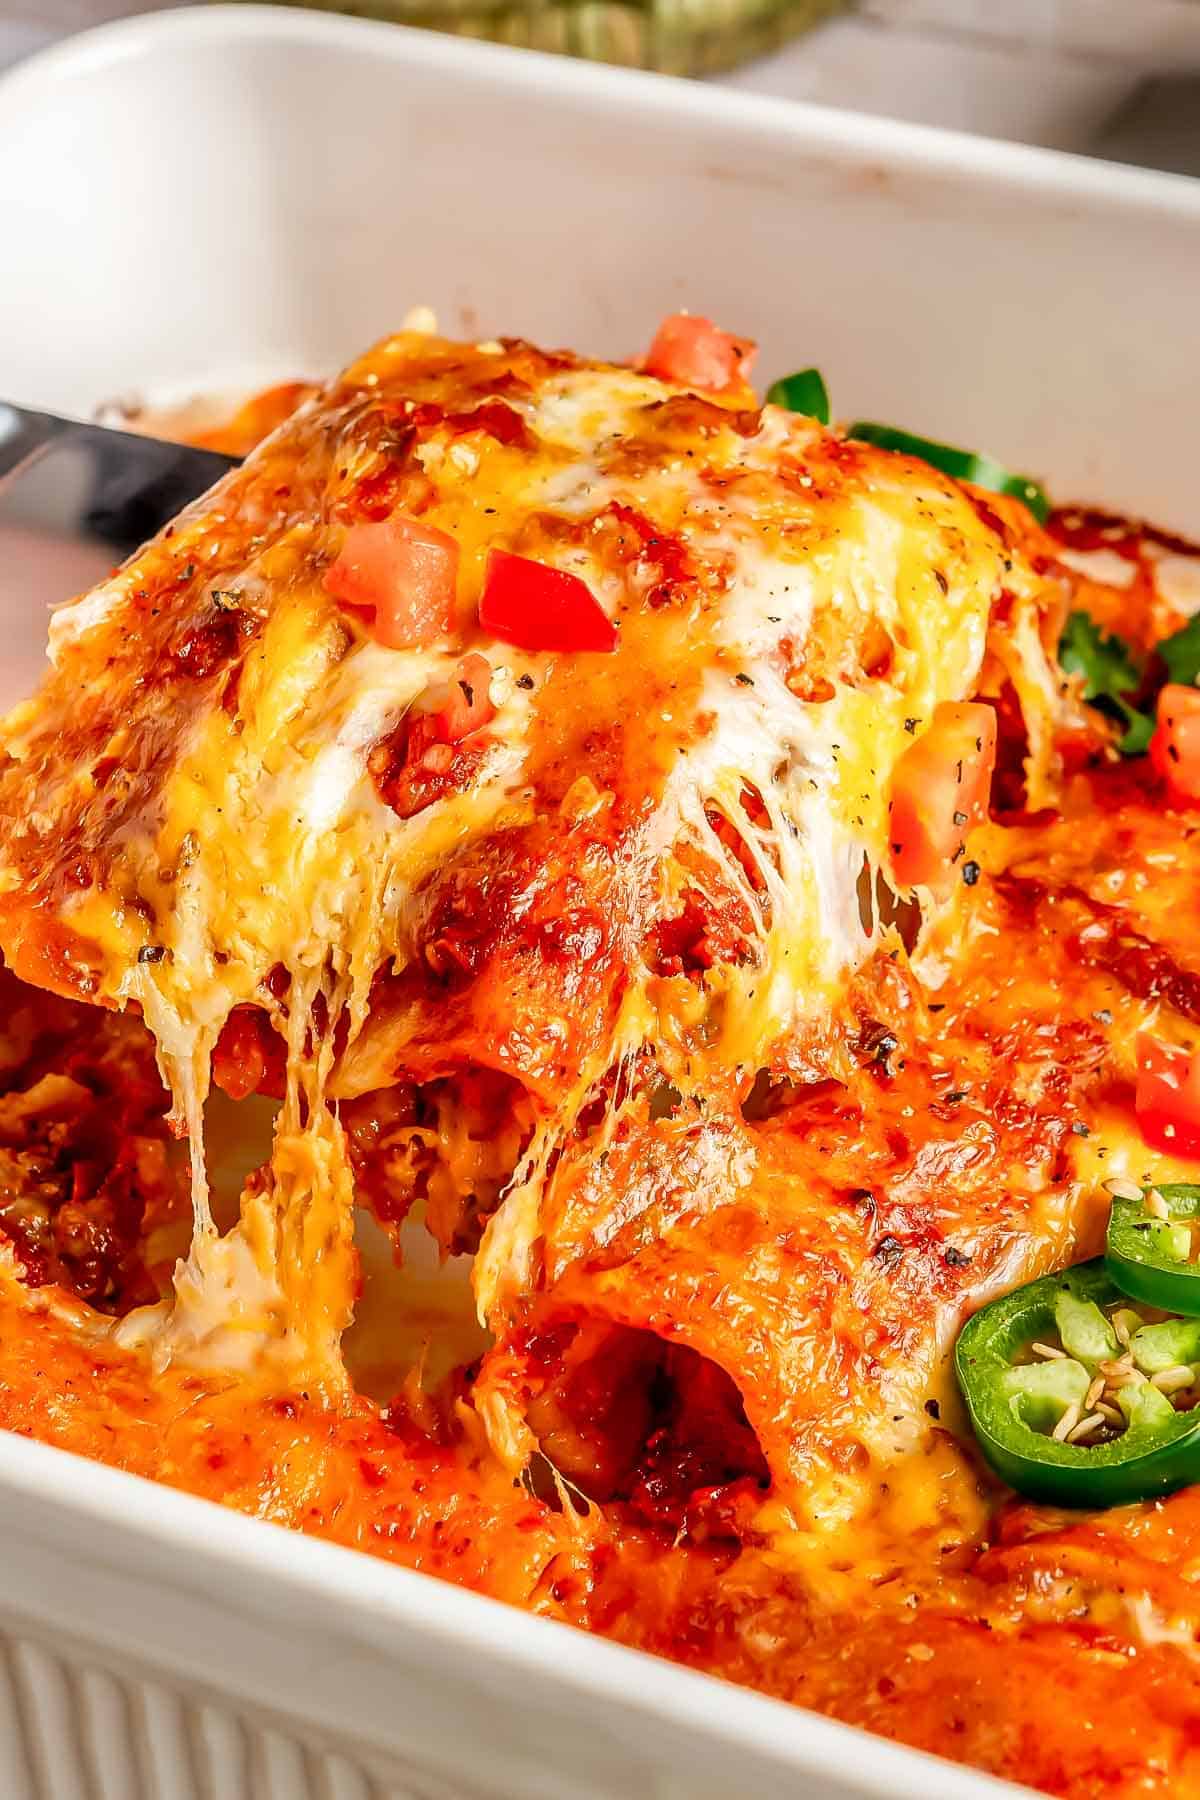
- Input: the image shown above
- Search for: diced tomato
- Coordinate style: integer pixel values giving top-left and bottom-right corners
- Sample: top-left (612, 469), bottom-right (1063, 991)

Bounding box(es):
top-left (641, 314), bottom-right (757, 395)
top-left (888, 701), bottom-right (997, 896)
top-left (430, 651), bottom-right (496, 741)
top-left (478, 550), bottom-right (617, 654)
top-left (1135, 1033), bottom-right (1200, 1159)
top-left (324, 516), bottom-right (459, 648)
top-left (212, 1006), bottom-right (287, 1102)
top-left (1150, 684), bottom-right (1200, 803)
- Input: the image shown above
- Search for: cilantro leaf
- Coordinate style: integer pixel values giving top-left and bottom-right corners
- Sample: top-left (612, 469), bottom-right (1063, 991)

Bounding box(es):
top-left (1058, 611), bottom-right (1154, 756)
top-left (1059, 611), bottom-right (1139, 702)
top-left (1157, 615), bottom-right (1200, 687)
top-left (1116, 705), bottom-right (1155, 756)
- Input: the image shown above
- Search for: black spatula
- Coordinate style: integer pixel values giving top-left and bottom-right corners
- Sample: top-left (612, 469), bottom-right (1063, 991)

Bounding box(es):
top-left (0, 401), bottom-right (238, 708)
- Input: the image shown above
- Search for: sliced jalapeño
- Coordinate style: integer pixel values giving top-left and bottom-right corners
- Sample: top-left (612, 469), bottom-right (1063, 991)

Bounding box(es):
top-left (1106, 1183), bottom-right (1200, 1317)
top-left (955, 1259), bottom-right (1200, 1507)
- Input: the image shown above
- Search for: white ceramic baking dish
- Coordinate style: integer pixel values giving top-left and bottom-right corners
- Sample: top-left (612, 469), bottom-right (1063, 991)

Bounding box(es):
top-left (0, 10), bottom-right (1198, 1797)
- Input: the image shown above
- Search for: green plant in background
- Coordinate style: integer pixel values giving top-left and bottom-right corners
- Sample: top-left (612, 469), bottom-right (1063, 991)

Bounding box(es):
top-left (226, 0), bottom-right (848, 76)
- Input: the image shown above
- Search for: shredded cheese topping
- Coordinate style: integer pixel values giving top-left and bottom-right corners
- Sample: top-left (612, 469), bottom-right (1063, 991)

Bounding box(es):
top-left (0, 331), bottom-right (1064, 1458)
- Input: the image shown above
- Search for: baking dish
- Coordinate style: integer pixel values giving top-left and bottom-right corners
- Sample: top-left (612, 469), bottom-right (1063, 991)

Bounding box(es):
top-left (0, 9), bottom-right (1197, 1796)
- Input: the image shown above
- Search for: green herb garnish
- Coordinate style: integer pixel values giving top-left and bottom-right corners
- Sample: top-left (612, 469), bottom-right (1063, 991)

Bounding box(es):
top-left (1058, 611), bottom-right (1155, 755)
top-left (766, 368), bottom-right (830, 426)
top-left (1158, 615), bottom-right (1200, 688)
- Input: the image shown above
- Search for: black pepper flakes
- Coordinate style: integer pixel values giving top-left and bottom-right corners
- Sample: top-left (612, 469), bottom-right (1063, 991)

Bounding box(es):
top-left (961, 860), bottom-right (981, 886)
top-left (943, 1245), bottom-right (972, 1269)
top-left (516, 674), bottom-right (535, 691)
top-left (137, 945), bottom-right (166, 964)
top-left (924, 1398), bottom-right (941, 1421)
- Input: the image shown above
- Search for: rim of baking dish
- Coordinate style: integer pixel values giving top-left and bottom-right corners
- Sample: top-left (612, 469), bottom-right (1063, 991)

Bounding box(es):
top-left (3, 2), bottom-right (1200, 224)
top-left (0, 1427), bottom-right (1024, 1798)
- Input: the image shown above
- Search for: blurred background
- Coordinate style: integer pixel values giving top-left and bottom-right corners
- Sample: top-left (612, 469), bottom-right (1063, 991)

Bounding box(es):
top-left (1, 0), bottom-right (1198, 171)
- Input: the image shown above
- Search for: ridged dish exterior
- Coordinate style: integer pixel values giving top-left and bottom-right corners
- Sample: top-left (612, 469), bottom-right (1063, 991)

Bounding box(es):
top-left (0, 1636), bottom-right (437, 1800)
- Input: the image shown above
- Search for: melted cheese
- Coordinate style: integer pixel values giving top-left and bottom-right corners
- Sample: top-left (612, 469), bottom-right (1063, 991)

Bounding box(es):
top-left (0, 331), bottom-right (1064, 1439)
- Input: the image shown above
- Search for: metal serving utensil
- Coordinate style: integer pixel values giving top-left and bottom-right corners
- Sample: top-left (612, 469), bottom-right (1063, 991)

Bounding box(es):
top-left (0, 401), bottom-right (237, 708)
